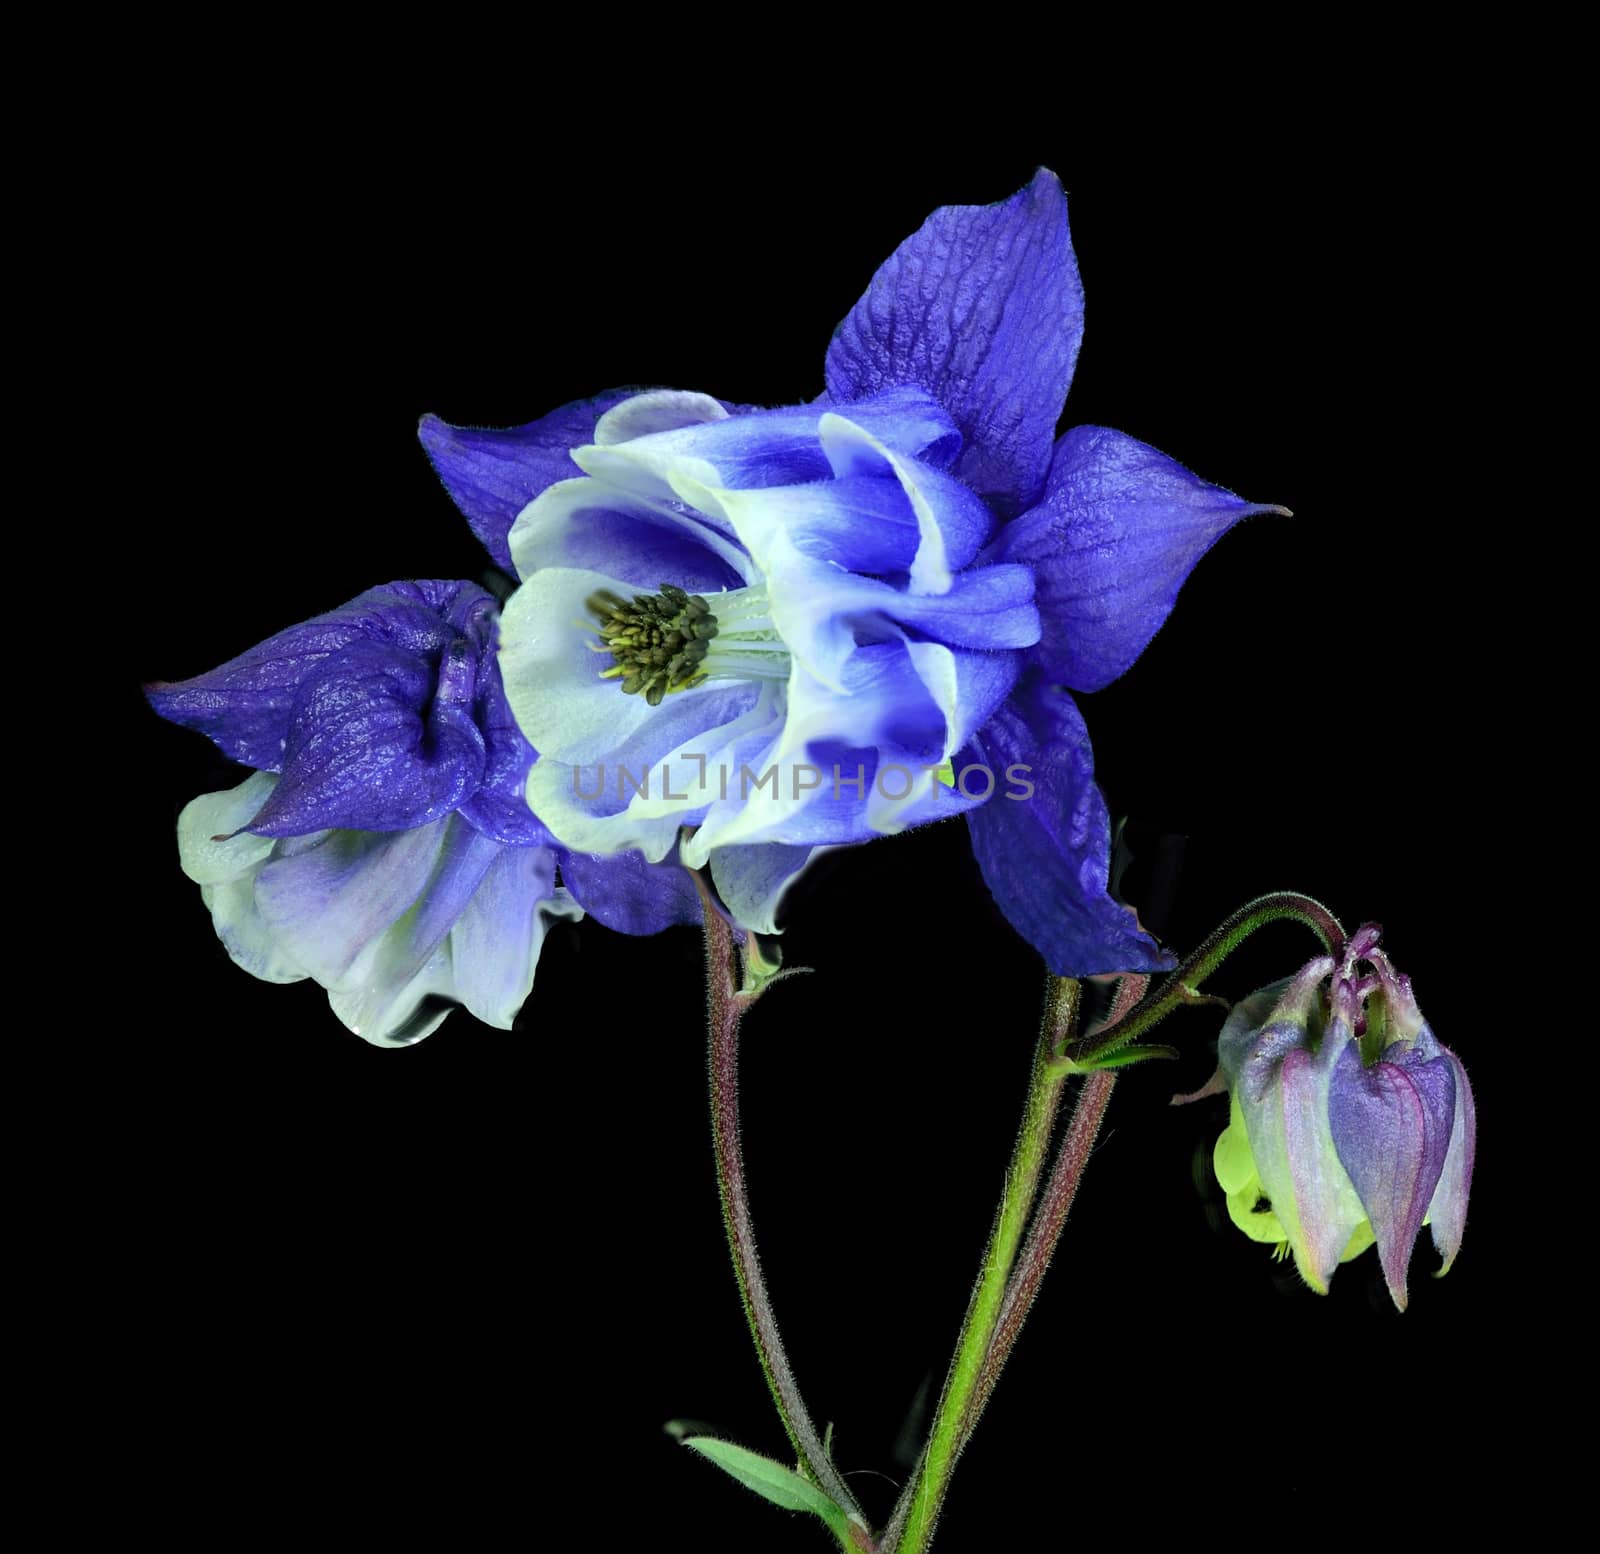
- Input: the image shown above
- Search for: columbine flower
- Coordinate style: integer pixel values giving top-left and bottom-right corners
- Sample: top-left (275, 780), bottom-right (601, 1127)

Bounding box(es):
top-left (147, 579), bottom-right (698, 1046)
top-left (420, 170), bottom-right (1279, 970)
top-left (1210, 927), bottom-right (1476, 1309)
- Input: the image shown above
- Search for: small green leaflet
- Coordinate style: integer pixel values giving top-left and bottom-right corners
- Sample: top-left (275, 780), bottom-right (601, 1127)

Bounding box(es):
top-left (683, 1437), bottom-right (854, 1541)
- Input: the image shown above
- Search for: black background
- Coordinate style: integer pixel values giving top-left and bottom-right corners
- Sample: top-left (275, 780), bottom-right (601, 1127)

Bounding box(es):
top-left (116, 135), bottom-right (1514, 1546)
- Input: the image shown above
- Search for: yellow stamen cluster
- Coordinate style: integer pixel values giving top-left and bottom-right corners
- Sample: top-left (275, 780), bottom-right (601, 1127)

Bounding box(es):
top-left (588, 583), bottom-right (720, 707)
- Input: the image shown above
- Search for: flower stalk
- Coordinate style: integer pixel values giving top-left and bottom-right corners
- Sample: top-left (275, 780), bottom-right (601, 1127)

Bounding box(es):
top-left (1066, 892), bottom-right (1346, 1068)
top-left (702, 890), bottom-right (865, 1530)
top-left (888, 898), bottom-right (1350, 1551)
top-left (966, 1067), bottom-right (1117, 1439)
top-left (884, 978), bottom-right (1081, 1554)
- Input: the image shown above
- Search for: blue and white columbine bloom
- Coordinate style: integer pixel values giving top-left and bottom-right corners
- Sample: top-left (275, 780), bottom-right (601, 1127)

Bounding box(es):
top-left (148, 579), bottom-right (699, 1046)
top-left (420, 171), bottom-right (1281, 971)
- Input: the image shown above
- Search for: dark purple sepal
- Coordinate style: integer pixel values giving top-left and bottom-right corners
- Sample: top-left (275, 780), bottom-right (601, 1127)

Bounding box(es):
top-left (964, 672), bottom-right (1174, 977)
top-left (245, 638), bottom-right (488, 836)
top-left (456, 627), bottom-right (553, 848)
top-left (145, 582), bottom-right (466, 771)
top-left (824, 168), bottom-right (1082, 517)
top-left (419, 390), bottom-right (644, 572)
top-left (1328, 1036), bottom-right (1457, 1310)
top-left (995, 425), bottom-right (1281, 693)
top-left (558, 844), bottom-right (702, 936)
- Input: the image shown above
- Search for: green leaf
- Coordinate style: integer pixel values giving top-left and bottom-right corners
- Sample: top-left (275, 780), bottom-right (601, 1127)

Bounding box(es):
top-left (683, 1437), bottom-right (853, 1540)
top-left (1056, 1043), bottom-right (1180, 1074)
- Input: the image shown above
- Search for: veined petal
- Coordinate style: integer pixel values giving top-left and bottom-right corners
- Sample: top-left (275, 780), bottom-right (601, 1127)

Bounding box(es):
top-left (418, 390), bottom-right (641, 572)
top-left (825, 169), bottom-right (1082, 516)
top-left (558, 844), bottom-right (703, 936)
top-left (1235, 982), bottom-right (1370, 1294)
top-left (964, 675), bottom-right (1171, 977)
top-left (245, 639), bottom-right (487, 836)
top-left (456, 646), bottom-right (553, 848)
top-left (1328, 1038), bottom-right (1456, 1310)
top-left (145, 582), bottom-right (465, 772)
top-left (1273, 1046), bottom-right (1369, 1294)
top-left (996, 425), bottom-right (1282, 692)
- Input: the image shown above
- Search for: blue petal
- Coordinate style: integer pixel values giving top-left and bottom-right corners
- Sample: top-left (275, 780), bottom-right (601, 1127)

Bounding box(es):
top-left (418, 390), bottom-right (641, 572)
top-left (558, 844), bottom-right (703, 935)
top-left (888, 567), bottom-right (1038, 650)
top-left (263, 815), bottom-right (500, 1044)
top-left (825, 169), bottom-right (1082, 516)
top-left (692, 474), bottom-right (923, 576)
top-left (147, 581), bottom-right (497, 764)
top-left (448, 843), bottom-right (576, 1030)
top-left (682, 643), bottom-right (991, 861)
top-left (253, 819), bottom-right (448, 993)
top-left (695, 484), bottom-right (1034, 696)
top-left (1328, 1038), bottom-right (1456, 1310)
top-left (818, 414), bottom-right (996, 577)
top-left (964, 674), bottom-right (1173, 976)
top-left (942, 644), bottom-right (1024, 745)
top-left (145, 581), bottom-right (472, 771)
top-left (995, 425), bottom-right (1282, 692)
top-left (246, 638), bottom-right (487, 836)
top-left (180, 773), bottom-right (570, 1045)
top-left (456, 645), bottom-right (554, 848)
top-left (508, 477), bottom-right (750, 594)
top-left (574, 387), bottom-right (961, 497)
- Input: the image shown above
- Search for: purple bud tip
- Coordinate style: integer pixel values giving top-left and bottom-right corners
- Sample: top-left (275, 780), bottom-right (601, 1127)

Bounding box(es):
top-left (1348, 923), bottom-right (1383, 962)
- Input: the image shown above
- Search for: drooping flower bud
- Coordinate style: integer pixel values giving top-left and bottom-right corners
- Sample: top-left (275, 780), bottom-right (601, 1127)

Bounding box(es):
top-left (1209, 928), bottom-right (1475, 1310)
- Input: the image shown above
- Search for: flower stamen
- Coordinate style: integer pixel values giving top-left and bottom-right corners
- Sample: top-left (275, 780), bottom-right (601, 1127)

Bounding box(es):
top-left (587, 583), bottom-right (787, 704)
top-left (586, 583), bottom-right (720, 706)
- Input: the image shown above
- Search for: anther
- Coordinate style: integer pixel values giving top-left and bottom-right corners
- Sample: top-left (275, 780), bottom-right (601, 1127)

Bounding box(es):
top-left (589, 582), bottom-right (722, 700)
